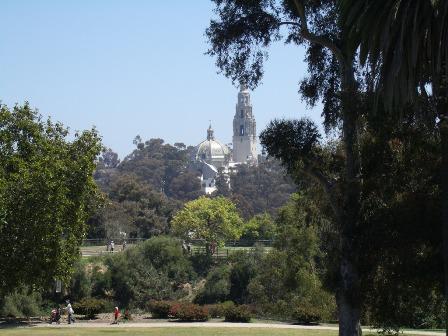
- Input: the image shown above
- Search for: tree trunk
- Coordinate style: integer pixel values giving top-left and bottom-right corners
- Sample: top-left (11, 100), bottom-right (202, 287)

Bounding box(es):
top-left (338, 61), bottom-right (362, 336)
top-left (442, 116), bottom-right (448, 336)
top-left (338, 258), bottom-right (362, 336)
top-left (437, 61), bottom-right (448, 336)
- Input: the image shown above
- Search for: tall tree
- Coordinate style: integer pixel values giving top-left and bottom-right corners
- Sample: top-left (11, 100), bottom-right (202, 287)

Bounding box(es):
top-left (0, 103), bottom-right (102, 294)
top-left (339, 0), bottom-right (448, 332)
top-left (171, 196), bottom-right (244, 253)
top-left (207, 1), bottom-right (364, 334)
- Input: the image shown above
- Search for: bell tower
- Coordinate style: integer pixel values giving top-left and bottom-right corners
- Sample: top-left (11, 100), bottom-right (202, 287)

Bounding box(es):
top-left (232, 83), bottom-right (257, 163)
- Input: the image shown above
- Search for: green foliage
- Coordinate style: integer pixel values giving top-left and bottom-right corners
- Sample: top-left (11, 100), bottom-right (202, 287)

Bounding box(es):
top-left (228, 249), bottom-right (264, 304)
top-left (171, 196), bottom-right (244, 248)
top-left (0, 287), bottom-right (42, 318)
top-left (203, 302), bottom-right (234, 318)
top-left (194, 265), bottom-right (231, 304)
top-left (223, 302), bottom-right (251, 323)
top-left (106, 250), bottom-right (170, 307)
top-left (247, 193), bottom-right (335, 321)
top-left (147, 300), bottom-right (173, 319)
top-left (70, 261), bottom-right (92, 301)
top-left (139, 236), bottom-right (194, 281)
top-left (72, 298), bottom-right (107, 319)
top-left (105, 236), bottom-right (195, 307)
top-left (216, 160), bottom-right (296, 219)
top-left (169, 302), bottom-right (209, 322)
top-left (242, 213), bottom-right (277, 240)
top-left (189, 253), bottom-right (214, 277)
top-left (260, 119), bottom-right (322, 173)
top-left (0, 103), bottom-right (102, 294)
top-left (292, 302), bottom-right (324, 324)
top-left (357, 121), bottom-right (443, 330)
top-left (119, 138), bottom-right (201, 200)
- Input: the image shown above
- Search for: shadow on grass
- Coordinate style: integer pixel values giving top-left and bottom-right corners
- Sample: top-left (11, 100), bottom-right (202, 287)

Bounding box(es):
top-left (0, 318), bottom-right (41, 329)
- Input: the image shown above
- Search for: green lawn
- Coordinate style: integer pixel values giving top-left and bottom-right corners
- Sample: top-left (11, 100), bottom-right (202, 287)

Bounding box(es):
top-left (0, 327), bottom-right (339, 336)
top-left (0, 327), bottom-right (432, 336)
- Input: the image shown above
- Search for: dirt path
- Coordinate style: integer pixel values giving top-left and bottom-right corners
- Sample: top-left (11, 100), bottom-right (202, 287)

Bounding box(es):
top-left (32, 321), bottom-right (444, 335)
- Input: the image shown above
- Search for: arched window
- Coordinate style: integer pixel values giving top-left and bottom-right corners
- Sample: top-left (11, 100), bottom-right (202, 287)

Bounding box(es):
top-left (240, 110), bottom-right (244, 118)
top-left (240, 125), bottom-right (244, 136)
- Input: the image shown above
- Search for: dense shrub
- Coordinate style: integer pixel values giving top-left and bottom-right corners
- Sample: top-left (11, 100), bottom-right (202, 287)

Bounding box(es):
top-left (223, 303), bottom-right (251, 323)
top-left (140, 236), bottom-right (195, 282)
top-left (228, 249), bottom-right (263, 304)
top-left (148, 300), bottom-right (173, 318)
top-left (293, 303), bottom-right (322, 324)
top-left (0, 288), bottom-right (42, 318)
top-left (169, 302), bottom-right (209, 322)
top-left (194, 265), bottom-right (230, 304)
top-left (189, 253), bottom-right (214, 276)
top-left (70, 260), bottom-right (92, 301)
top-left (204, 301), bottom-right (234, 318)
top-left (73, 298), bottom-right (107, 319)
top-left (105, 236), bottom-right (196, 307)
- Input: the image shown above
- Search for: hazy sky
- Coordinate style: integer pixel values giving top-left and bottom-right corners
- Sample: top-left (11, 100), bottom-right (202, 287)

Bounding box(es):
top-left (1, 0), bottom-right (322, 158)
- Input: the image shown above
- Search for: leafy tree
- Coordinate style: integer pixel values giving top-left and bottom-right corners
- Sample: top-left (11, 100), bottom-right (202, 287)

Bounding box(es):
top-left (356, 110), bottom-right (444, 331)
top-left (228, 248), bottom-right (265, 304)
top-left (248, 193), bottom-right (335, 321)
top-left (105, 236), bottom-right (195, 307)
top-left (0, 103), bottom-right (102, 294)
top-left (217, 159), bottom-right (296, 218)
top-left (171, 196), bottom-right (244, 252)
top-left (207, 1), bottom-right (366, 333)
top-left (194, 265), bottom-right (231, 304)
top-left (168, 171), bottom-right (203, 201)
top-left (242, 213), bottom-right (277, 241)
top-left (107, 174), bottom-right (179, 238)
top-left (98, 147), bottom-right (120, 169)
top-left (119, 138), bottom-right (199, 197)
top-left (340, 1), bottom-right (448, 331)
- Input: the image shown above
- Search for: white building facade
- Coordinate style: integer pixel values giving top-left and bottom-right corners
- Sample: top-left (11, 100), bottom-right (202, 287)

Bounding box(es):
top-left (191, 85), bottom-right (258, 194)
top-left (232, 83), bottom-right (258, 164)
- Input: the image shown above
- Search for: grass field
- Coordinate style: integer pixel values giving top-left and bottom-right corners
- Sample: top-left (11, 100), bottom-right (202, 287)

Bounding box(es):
top-left (0, 327), bottom-right (433, 336)
top-left (0, 327), bottom-right (343, 336)
top-left (80, 244), bottom-right (272, 257)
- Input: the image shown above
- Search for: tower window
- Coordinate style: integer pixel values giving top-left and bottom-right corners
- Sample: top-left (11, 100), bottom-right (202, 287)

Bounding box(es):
top-left (240, 125), bottom-right (244, 136)
top-left (240, 110), bottom-right (244, 118)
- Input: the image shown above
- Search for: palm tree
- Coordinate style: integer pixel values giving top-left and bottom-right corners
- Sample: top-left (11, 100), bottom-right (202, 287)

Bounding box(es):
top-left (339, 0), bottom-right (448, 333)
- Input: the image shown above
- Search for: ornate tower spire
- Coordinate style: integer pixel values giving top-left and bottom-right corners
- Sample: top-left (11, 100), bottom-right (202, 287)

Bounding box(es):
top-left (232, 84), bottom-right (257, 163)
top-left (207, 123), bottom-right (215, 140)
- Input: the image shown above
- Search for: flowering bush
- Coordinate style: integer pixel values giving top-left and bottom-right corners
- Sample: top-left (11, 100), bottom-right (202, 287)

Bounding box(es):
top-left (169, 302), bottom-right (209, 321)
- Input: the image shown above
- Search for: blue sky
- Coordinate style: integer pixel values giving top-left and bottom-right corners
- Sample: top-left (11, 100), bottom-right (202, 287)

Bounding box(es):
top-left (0, 0), bottom-right (322, 158)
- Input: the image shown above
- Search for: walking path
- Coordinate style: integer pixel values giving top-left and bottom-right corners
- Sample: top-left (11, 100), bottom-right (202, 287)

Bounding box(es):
top-left (33, 321), bottom-right (444, 335)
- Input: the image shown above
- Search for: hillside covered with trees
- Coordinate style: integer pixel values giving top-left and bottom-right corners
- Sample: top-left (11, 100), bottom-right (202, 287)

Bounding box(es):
top-left (88, 137), bottom-right (296, 239)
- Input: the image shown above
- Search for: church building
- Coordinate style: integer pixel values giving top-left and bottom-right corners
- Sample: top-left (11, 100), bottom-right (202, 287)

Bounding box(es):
top-left (191, 84), bottom-right (258, 194)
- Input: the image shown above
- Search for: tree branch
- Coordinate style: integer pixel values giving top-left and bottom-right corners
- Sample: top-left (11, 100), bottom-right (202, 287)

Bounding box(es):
top-left (291, 0), bottom-right (344, 62)
top-left (300, 161), bottom-right (343, 225)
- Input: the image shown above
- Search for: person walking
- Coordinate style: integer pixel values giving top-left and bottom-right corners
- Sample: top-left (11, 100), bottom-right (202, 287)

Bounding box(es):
top-left (65, 300), bottom-right (75, 324)
top-left (110, 240), bottom-right (115, 252)
top-left (113, 307), bottom-right (120, 324)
